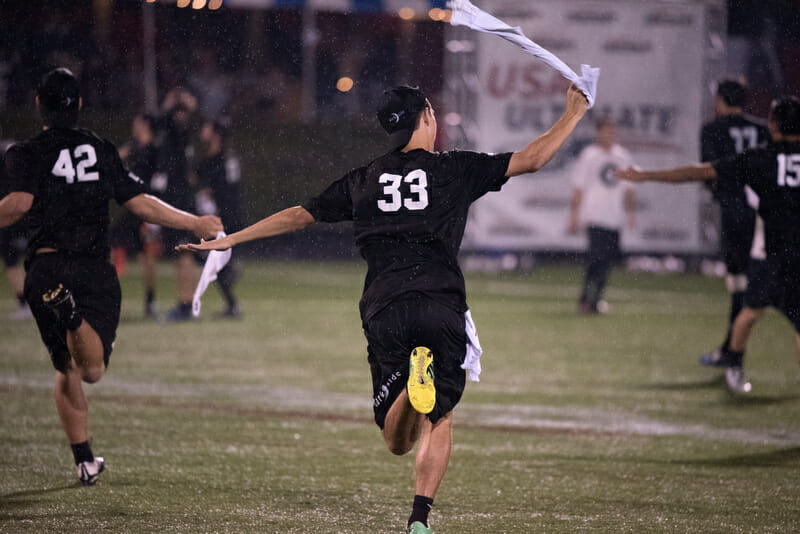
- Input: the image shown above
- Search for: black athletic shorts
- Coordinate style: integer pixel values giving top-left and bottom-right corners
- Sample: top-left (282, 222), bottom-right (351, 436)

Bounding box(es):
top-left (745, 257), bottom-right (800, 334)
top-left (772, 262), bottom-right (800, 334)
top-left (743, 259), bottom-right (772, 310)
top-left (1, 221), bottom-right (29, 267)
top-left (719, 197), bottom-right (755, 275)
top-left (24, 253), bottom-right (121, 373)
top-left (364, 293), bottom-right (467, 429)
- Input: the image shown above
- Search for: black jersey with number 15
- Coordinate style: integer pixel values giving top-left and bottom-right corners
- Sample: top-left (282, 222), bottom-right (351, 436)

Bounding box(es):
top-left (713, 141), bottom-right (800, 270)
top-left (304, 148), bottom-right (512, 321)
top-left (4, 128), bottom-right (149, 260)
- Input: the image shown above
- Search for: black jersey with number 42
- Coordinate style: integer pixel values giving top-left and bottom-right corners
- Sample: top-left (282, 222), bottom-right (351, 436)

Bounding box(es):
top-left (3, 128), bottom-right (149, 260)
top-left (304, 148), bottom-right (512, 321)
top-left (713, 141), bottom-right (800, 273)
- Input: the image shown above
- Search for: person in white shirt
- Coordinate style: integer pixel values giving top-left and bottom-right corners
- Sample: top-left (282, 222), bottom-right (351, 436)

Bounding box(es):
top-left (568, 116), bottom-right (636, 314)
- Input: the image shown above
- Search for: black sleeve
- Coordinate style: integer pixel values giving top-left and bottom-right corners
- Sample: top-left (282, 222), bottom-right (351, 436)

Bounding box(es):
top-left (107, 141), bottom-right (149, 204)
top-left (450, 150), bottom-right (514, 201)
top-left (700, 124), bottom-right (718, 162)
top-left (711, 151), bottom-right (754, 188)
top-left (302, 169), bottom-right (357, 223)
top-left (3, 144), bottom-right (38, 196)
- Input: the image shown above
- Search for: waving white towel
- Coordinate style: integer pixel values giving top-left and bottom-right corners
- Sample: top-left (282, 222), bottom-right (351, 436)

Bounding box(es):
top-left (448, 0), bottom-right (600, 108)
top-left (192, 232), bottom-right (232, 317)
top-left (461, 309), bottom-right (483, 382)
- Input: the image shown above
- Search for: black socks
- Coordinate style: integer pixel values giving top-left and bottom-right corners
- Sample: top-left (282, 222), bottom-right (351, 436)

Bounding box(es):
top-left (71, 441), bottom-right (94, 465)
top-left (724, 349), bottom-right (744, 367)
top-left (408, 495), bottom-right (434, 528)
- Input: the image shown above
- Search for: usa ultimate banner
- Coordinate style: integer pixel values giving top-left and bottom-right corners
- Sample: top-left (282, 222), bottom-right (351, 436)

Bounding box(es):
top-left (447, 0), bottom-right (726, 254)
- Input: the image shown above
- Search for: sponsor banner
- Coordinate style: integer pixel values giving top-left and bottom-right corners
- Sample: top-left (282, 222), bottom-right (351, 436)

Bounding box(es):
top-left (456, 0), bottom-right (718, 253)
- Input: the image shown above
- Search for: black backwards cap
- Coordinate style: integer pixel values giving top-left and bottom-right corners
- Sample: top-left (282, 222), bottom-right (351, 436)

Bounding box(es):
top-left (377, 86), bottom-right (428, 134)
top-left (770, 96), bottom-right (800, 136)
top-left (717, 79), bottom-right (747, 108)
top-left (37, 68), bottom-right (81, 112)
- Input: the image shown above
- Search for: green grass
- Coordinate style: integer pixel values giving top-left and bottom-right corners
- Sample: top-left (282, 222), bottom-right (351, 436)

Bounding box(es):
top-left (1, 261), bottom-right (799, 533)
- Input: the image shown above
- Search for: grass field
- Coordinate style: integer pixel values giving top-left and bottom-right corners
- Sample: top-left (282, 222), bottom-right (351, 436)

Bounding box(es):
top-left (1, 260), bottom-right (799, 533)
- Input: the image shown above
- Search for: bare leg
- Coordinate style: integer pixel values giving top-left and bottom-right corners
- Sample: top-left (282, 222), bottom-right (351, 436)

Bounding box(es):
top-left (56, 319), bottom-right (105, 444)
top-left (414, 411), bottom-right (453, 498)
top-left (54, 365), bottom-right (90, 444)
top-left (142, 254), bottom-right (157, 296)
top-left (728, 306), bottom-right (766, 352)
top-left (383, 389), bottom-right (426, 455)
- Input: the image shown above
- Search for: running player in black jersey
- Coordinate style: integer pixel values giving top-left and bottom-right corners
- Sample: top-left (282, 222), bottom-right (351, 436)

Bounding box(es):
top-left (698, 80), bottom-right (770, 366)
top-left (618, 96), bottom-right (800, 395)
top-left (179, 83), bottom-right (589, 533)
top-left (0, 135), bottom-right (32, 320)
top-left (0, 68), bottom-right (222, 485)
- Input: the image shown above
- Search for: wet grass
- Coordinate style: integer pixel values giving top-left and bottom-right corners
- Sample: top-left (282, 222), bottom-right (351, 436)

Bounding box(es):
top-left (1, 260), bottom-right (798, 533)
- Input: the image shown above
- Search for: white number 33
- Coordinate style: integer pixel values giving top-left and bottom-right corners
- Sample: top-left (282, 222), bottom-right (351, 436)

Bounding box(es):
top-left (377, 169), bottom-right (429, 212)
top-left (51, 144), bottom-right (99, 184)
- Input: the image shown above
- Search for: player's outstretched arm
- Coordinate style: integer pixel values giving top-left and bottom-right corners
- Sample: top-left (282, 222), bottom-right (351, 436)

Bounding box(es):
top-left (506, 84), bottom-right (588, 177)
top-left (616, 163), bottom-right (717, 184)
top-left (176, 205), bottom-right (315, 252)
top-left (0, 192), bottom-right (33, 229)
top-left (124, 193), bottom-right (222, 239)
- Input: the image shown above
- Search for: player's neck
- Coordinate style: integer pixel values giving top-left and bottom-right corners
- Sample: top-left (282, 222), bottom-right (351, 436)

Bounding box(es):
top-left (403, 127), bottom-right (435, 152)
top-left (716, 106), bottom-right (742, 117)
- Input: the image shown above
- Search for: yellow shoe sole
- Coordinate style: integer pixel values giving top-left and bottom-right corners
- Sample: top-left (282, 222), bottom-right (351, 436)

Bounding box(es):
top-left (408, 346), bottom-right (435, 414)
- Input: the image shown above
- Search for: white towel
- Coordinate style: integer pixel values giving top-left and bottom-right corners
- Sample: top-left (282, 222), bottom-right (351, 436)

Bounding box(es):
top-left (448, 0), bottom-right (600, 108)
top-left (461, 309), bottom-right (483, 382)
top-left (192, 232), bottom-right (232, 317)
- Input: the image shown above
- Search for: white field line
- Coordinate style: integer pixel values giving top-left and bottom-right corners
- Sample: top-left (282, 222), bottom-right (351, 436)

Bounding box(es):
top-left (3, 374), bottom-right (798, 447)
top-left (470, 280), bottom-right (718, 306)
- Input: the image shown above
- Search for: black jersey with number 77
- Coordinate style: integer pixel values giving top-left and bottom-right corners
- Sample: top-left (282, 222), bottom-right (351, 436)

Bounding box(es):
top-left (3, 128), bottom-right (149, 260)
top-left (303, 148), bottom-right (512, 322)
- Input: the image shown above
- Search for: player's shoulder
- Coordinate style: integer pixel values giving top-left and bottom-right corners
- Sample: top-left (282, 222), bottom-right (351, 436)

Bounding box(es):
top-left (74, 128), bottom-right (119, 150)
top-left (738, 113), bottom-right (767, 128)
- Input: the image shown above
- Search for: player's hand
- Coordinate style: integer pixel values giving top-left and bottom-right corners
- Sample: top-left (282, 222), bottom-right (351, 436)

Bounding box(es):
top-left (566, 84), bottom-right (589, 117)
top-left (193, 215), bottom-right (223, 240)
top-left (175, 235), bottom-right (233, 253)
top-left (616, 167), bottom-right (644, 182)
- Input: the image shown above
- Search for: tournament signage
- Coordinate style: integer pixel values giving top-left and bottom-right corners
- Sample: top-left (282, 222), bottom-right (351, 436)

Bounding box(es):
top-left (449, 0), bottom-right (725, 253)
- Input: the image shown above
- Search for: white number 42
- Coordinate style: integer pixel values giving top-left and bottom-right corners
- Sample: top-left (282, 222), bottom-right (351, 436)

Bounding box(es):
top-left (51, 144), bottom-right (99, 184)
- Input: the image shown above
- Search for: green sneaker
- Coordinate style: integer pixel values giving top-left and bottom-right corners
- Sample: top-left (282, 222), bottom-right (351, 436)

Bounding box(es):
top-left (407, 521), bottom-right (433, 534)
top-left (407, 346), bottom-right (435, 414)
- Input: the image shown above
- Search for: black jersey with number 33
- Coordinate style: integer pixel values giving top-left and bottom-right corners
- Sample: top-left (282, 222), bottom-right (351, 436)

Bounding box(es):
top-left (713, 141), bottom-right (800, 273)
top-left (304, 148), bottom-right (512, 321)
top-left (3, 128), bottom-right (149, 260)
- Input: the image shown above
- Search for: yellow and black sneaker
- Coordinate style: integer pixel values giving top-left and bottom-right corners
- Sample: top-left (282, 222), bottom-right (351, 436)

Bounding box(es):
top-left (407, 346), bottom-right (435, 414)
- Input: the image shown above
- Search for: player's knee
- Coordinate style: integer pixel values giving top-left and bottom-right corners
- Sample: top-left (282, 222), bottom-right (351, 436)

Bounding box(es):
top-left (387, 441), bottom-right (413, 456)
top-left (80, 364), bottom-right (105, 384)
top-left (383, 432), bottom-right (414, 456)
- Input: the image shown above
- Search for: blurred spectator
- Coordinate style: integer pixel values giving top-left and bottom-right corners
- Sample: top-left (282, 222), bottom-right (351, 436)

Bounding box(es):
top-left (112, 113), bottom-right (162, 317)
top-left (196, 117), bottom-right (245, 318)
top-left (568, 117), bottom-right (636, 315)
top-left (189, 49), bottom-right (231, 118)
top-left (155, 87), bottom-right (202, 322)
